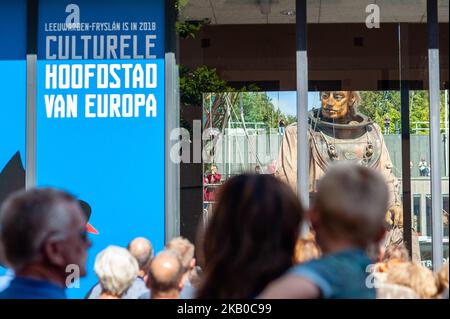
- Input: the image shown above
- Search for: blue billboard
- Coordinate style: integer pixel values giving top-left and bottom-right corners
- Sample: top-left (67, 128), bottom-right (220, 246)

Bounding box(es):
top-left (36, 0), bottom-right (166, 298)
top-left (0, 0), bottom-right (27, 279)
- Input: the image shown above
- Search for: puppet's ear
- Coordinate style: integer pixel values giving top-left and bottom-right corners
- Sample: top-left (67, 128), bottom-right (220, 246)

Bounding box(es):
top-left (79, 200), bottom-right (99, 234)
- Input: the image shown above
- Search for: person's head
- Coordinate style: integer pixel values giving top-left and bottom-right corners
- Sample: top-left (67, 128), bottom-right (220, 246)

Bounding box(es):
top-left (386, 263), bottom-right (438, 299)
top-left (94, 245), bottom-right (139, 298)
top-left (311, 163), bottom-right (388, 252)
top-left (0, 188), bottom-right (91, 285)
top-left (197, 174), bottom-right (303, 298)
top-left (127, 237), bottom-right (153, 277)
top-left (148, 250), bottom-right (184, 299)
top-left (382, 242), bottom-right (410, 263)
top-left (210, 165), bottom-right (217, 174)
top-left (255, 165), bottom-right (261, 174)
top-left (320, 91), bottom-right (360, 120)
top-left (165, 237), bottom-right (195, 276)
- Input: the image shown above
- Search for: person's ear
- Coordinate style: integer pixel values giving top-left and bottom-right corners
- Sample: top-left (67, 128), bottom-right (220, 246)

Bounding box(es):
top-left (43, 239), bottom-right (66, 267)
top-left (178, 279), bottom-right (184, 292)
top-left (143, 273), bottom-right (149, 285)
top-left (190, 258), bottom-right (196, 269)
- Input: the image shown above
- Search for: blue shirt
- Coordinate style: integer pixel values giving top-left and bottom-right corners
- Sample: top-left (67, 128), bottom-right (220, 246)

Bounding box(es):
top-left (289, 249), bottom-right (375, 299)
top-left (180, 280), bottom-right (196, 299)
top-left (0, 276), bottom-right (66, 299)
top-left (0, 269), bottom-right (15, 293)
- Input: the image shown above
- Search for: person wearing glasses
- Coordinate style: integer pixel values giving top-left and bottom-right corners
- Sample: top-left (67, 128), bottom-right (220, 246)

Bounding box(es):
top-left (0, 188), bottom-right (91, 299)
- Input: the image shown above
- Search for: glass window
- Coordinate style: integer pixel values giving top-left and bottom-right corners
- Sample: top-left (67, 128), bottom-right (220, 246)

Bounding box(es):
top-left (426, 195), bottom-right (433, 237)
top-left (424, 194), bottom-right (449, 264)
top-left (413, 195), bottom-right (421, 234)
top-left (439, 0), bottom-right (449, 264)
top-left (179, 0), bottom-right (449, 260)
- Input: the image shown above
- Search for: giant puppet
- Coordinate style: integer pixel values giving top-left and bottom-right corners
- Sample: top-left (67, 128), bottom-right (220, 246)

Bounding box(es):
top-left (276, 91), bottom-right (420, 261)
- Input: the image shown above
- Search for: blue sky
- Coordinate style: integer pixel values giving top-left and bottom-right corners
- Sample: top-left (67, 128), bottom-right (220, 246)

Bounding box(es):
top-left (267, 91), bottom-right (320, 117)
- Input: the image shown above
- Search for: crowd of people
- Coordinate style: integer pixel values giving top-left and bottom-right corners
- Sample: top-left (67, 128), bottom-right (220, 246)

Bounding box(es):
top-left (0, 163), bottom-right (448, 299)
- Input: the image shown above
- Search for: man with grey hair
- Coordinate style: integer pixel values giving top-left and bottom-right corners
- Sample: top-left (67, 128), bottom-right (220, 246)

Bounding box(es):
top-left (166, 237), bottom-right (196, 299)
top-left (147, 250), bottom-right (184, 299)
top-left (261, 163), bottom-right (388, 299)
top-left (86, 236), bottom-right (153, 299)
top-left (0, 188), bottom-right (91, 299)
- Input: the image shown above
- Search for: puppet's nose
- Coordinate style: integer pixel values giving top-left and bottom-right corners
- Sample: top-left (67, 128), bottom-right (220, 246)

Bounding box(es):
top-left (86, 222), bottom-right (99, 235)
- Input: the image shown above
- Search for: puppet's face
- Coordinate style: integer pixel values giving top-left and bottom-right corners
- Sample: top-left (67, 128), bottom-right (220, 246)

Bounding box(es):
top-left (320, 91), bottom-right (353, 120)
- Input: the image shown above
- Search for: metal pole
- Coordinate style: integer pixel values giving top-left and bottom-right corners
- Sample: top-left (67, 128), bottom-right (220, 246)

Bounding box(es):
top-left (445, 89), bottom-right (448, 177)
top-left (227, 100), bottom-right (231, 179)
top-left (399, 24), bottom-right (413, 257)
top-left (25, 0), bottom-right (38, 189)
top-left (165, 0), bottom-right (180, 242)
top-left (427, 0), bottom-right (443, 272)
top-left (296, 0), bottom-right (309, 236)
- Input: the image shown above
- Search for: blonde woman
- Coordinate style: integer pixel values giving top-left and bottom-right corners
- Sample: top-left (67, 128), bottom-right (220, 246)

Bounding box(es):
top-left (94, 245), bottom-right (139, 299)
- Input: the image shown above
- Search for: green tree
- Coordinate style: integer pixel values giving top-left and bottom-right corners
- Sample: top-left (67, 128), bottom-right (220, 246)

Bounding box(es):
top-left (409, 91), bottom-right (429, 134)
top-left (359, 91), bottom-right (401, 133)
top-left (359, 90), bottom-right (447, 135)
top-left (236, 92), bottom-right (295, 129)
top-left (180, 66), bottom-right (231, 107)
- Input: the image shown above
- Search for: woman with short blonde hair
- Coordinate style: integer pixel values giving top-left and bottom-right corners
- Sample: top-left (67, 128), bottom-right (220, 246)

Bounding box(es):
top-left (94, 245), bottom-right (139, 299)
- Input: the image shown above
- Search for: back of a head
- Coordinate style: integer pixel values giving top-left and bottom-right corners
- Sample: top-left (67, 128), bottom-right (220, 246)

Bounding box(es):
top-left (386, 262), bottom-right (438, 299)
top-left (376, 282), bottom-right (420, 299)
top-left (148, 250), bottom-right (183, 298)
top-left (94, 245), bottom-right (139, 297)
top-left (0, 188), bottom-right (78, 271)
top-left (165, 237), bottom-right (194, 274)
top-left (383, 242), bottom-right (410, 263)
top-left (313, 163), bottom-right (389, 247)
top-left (128, 237), bottom-right (153, 272)
top-left (197, 174), bottom-right (303, 299)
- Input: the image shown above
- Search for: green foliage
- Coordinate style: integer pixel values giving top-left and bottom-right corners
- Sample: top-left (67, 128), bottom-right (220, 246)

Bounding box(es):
top-left (359, 90), bottom-right (447, 135)
top-left (234, 93), bottom-right (296, 129)
top-left (409, 91), bottom-right (429, 134)
top-left (179, 66), bottom-right (231, 107)
top-left (285, 115), bottom-right (297, 125)
top-left (240, 92), bottom-right (278, 128)
top-left (359, 91), bottom-right (401, 133)
top-left (175, 0), bottom-right (189, 12)
top-left (175, 0), bottom-right (205, 39)
top-left (176, 20), bottom-right (204, 39)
